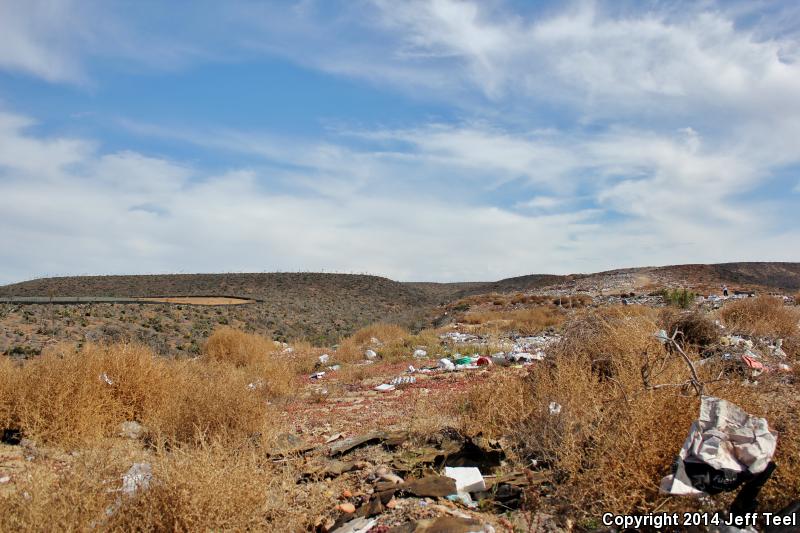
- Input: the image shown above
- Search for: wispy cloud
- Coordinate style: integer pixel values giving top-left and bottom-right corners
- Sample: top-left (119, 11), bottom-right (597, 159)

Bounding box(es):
top-left (0, 1), bottom-right (798, 282)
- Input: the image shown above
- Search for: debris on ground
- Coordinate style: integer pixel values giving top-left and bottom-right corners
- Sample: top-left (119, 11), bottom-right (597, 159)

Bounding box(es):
top-left (121, 462), bottom-right (152, 496)
top-left (660, 396), bottom-right (777, 497)
top-left (119, 421), bottom-right (145, 440)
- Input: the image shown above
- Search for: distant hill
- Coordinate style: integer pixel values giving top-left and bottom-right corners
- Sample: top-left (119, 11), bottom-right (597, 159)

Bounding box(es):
top-left (0, 273), bottom-right (451, 343)
top-left (479, 263), bottom-right (800, 293)
top-left (1, 263), bottom-right (797, 345)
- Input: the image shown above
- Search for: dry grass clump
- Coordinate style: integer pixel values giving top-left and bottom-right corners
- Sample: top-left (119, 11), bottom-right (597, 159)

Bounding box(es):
top-left (459, 371), bottom-right (536, 437)
top-left (0, 356), bottom-right (17, 430)
top-left (203, 326), bottom-right (278, 367)
top-left (1, 337), bottom-right (283, 447)
top-left (144, 361), bottom-right (274, 446)
top-left (660, 309), bottom-right (721, 350)
top-left (203, 327), bottom-right (297, 397)
top-left (461, 306), bottom-right (565, 335)
top-left (335, 323), bottom-right (411, 362)
top-left (8, 343), bottom-right (152, 445)
top-left (718, 296), bottom-right (800, 338)
top-left (0, 443), bottom-right (326, 532)
top-left (108, 444), bottom-right (324, 531)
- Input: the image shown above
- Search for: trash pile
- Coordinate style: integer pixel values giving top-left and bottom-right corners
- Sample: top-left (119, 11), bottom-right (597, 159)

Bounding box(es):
top-left (439, 332), bottom-right (482, 344)
top-left (486, 334), bottom-right (560, 366)
top-left (303, 430), bottom-right (541, 533)
top-left (702, 334), bottom-right (792, 376)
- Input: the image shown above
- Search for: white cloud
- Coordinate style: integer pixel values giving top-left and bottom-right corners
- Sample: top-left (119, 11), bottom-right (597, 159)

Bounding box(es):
top-left (1, 2), bottom-right (799, 282)
top-left (3, 107), bottom-right (798, 285)
top-left (0, 0), bottom-right (90, 83)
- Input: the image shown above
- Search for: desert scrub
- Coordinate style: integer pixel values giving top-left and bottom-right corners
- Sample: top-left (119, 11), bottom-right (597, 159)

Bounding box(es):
top-left (660, 287), bottom-right (697, 308)
top-left (0, 442), bottom-right (328, 532)
top-left (1, 339), bottom-right (284, 447)
top-left (460, 306), bottom-right (565, 335)
top-left (718, 296), bottom-right (800, 339)
top-left (659, 309), bottom-right (720, 350)
top-left (334, 323), bottom-right (409, 362)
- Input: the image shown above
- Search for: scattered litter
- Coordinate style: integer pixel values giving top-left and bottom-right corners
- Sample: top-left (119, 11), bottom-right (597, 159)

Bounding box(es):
top-left (390, 376), bottom-right (416, 386)
top-left (440, 332), bottom-right (480, 344)
top-left (491, 353), bottom-right (509, 366)
top-left (407, 365), bottom-right (416, 373)
top-left (0, 475), bottom-right (10, 484)
top-left (655, 330), bottom-right (670, 344)
top-left (444, 466), bottom-right (486, 493)
top-left (476, 356), bottom-right (492, 366)
top-left (660, 396), bottom-right (777, 496)
top-left (247, 379), bottom-right (264, 390)
top-left (507, 352), bottom-right (544, 363)
top-left (413, 349), bottom-right (428, 358)
top-left (327, 365), bottom-right (341, 372)
top-left (364, 349), bottom-right (377, 360)
top-left (100, 372), bottom-right (114, 385)
top-left (310, 371), bottom-right (326, 380)
top-left (121, 463), bottom-right (152, 496)
top-left (330, 517), bottom-right (378, 533)
top-left (548, 402), bottom-right (562, 416)
top-left (318, 354), bottom-right (330, 364)
top-left (119, 421), bottom-right (145, 440)
top-left (374, 383), bottom-right (396, 392)
top-left (447, 491), bottom-right (478, 508)
top-left (438, 358), bottom-right (455, 371)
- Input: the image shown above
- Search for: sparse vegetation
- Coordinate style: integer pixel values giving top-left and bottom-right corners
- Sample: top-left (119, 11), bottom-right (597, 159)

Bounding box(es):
top-left (460, 306), bottom-right (565, 334)
top-left (718, 295), bottom-right (800, 339)
top-left (0, 334), bottom-right (297, 447)
top-left (456, 305), bottom-right (800, 516)
top-left (659, 309), bottom-right (721, 350)
top-left (1, 267), bottom-right (800, 530)
top-left (660, 287), bottom-right (697, 308)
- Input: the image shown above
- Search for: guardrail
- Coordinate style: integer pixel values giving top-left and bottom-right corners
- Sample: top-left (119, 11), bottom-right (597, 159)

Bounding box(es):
top-left (0, 296), bottom-right (263, 305)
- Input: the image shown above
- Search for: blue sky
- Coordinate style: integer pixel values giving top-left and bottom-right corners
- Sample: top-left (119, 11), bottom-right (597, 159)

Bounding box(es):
top-left (0, 0), bottom-right (799, 283)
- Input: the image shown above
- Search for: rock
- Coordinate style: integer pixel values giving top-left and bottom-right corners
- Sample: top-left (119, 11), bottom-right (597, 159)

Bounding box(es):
top-left (365, 349), bottom-right (378, 360)
top-left (119, 421), bottom-right (145, 440)
top-left (337, 502), bottom-right (356, 514)
top-left (403, 475), bottom-right (457, 498)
